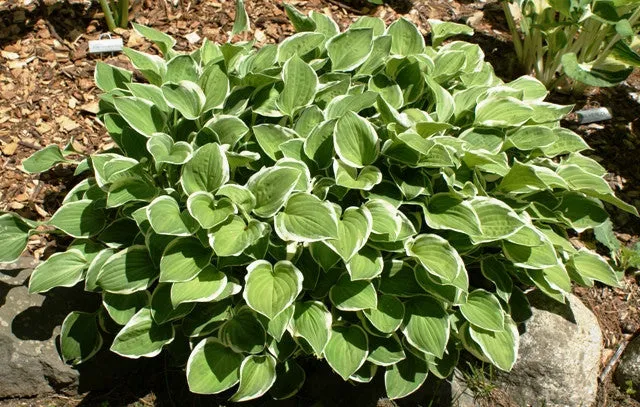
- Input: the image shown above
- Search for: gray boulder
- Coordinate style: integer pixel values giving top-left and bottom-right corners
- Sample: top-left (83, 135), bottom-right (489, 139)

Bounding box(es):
top-left (614, 335), bottom-right (640, 401)
top-left (495, 291), bottom-right (602, 407)
top-left (0, 257), bottom-right (157, 400)
top-left (0, 258), bottom-right (80, 398)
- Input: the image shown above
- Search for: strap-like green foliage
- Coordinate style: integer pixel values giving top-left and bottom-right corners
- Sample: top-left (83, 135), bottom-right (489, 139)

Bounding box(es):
top-left (4, 5), bottom-right (638, 401)
top-left (503, 0), bottom-right (640, 87)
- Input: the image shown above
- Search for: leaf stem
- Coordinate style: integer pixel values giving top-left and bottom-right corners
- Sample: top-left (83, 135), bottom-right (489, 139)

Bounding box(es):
top-left (98, 0), bottom-right (117, 32)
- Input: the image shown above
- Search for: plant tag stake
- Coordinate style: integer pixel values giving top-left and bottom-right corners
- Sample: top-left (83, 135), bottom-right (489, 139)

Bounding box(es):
top-left (89, 34), bottom-right (123, 54)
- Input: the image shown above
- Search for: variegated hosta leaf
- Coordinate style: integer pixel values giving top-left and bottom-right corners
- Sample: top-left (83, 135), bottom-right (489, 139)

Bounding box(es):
top-left (329, 273), bottom-right (378, 311)
top-left (362, 294), bottom-right (405, 334)
top-left (219, 306), bottom-right (266, 354)
top-left (0, 214), bottom-right (33, 263)
top-left (181, 142), bottom-right (229, 195)
top-left (230, 354), bottom-right (277, 402)
top-left (334, 111), bottom-right (380, 168)
top-left (28, 249), bottom-right (86, 294)
top-left (384, 350), bottom-right (429, 399)
top-left (60, 311), bottom-right (103, 365)
top-left (147, 195), bottom-right (197, 236)
top-left (325, 206), bottom-right (373, 262)
top-left (97, 246), bottom-right (159, 294)
top-left (186, 192), bottom-right (237, 230)
top-left (290, 301), bottom-right (332, 356)
top-left (187, 338), bottom-right (243, 394)
top-left (170, 265), bottom-right (227, 306)
top-left (405, 234), bottom-right (465, 285)
top-left (459, 289), bottom-right (505, 332)
top-left (323, 325), bottom-right (369, 380)
top-left (465, 316), bottom-right (520, 371)
top-left (401, 296), bottom-right (449, 358)
top-left (274, 192), bottom-right (338, 242)
top-left (110, 307), bottom-right (175, 358)
top-left (159, 236), bottom-right (212, 283)
top-left (243, 260), bottom-right (303, 319)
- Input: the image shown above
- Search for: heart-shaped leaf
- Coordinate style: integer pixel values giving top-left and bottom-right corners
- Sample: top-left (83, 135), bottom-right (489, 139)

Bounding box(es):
top-left (187, 338), bottom-right (243, 394)
top-left (159, 236), bottom-right (212, 282)
top-left (459, 289), bottom-right (505, 332)
top-left (384, 350), bottom-right (428, 399)
top-left (325, 206), bottom-right (372, 262)
top-left (243, 260), bottom-right (303, 319)
top-left (329, 273), bottom-right (378, 311)
top-left (327, 28), bottom-right (374, 71)
top-left (405, 234), bottom-right (464, 285)
top-left (402, 296), bottom-right (449, 358)
top-left (274, 192), bottom-right (338, 242)
top-left (147, 195), bottom-right (197, 236)
top-left (323, 325), bottom-right (369, 380)
top-left (219, 306), bottom-right (266, 354)
top-left (334, 111), bottom-right (379, 168)
top-left (0, 214), bottom-right (33, 263)
top-left (347, 246), bottom-right (384, 281)
top-left (333, 159), bottom-right (383, 191)
top-left (147, 133), bottom-right (192, 165)
top-left (246, 166), bottom-right (300, 218)
top-left (170, 265), bottom-right (227, 306)
top-left (230, 354), bottom-right (277, 402)
top-left (187, 192), bottom-right (237, 229)
top-left (181, 143), bottom-right (229, 195)
top-left (362, 294), bottom-right (405, 334)
top-left (208, 216), bottom-right (265, 257)
top-left (290, 301), bottom-right (332, 356)
top-left (162, 80), bottom-right (206, 120)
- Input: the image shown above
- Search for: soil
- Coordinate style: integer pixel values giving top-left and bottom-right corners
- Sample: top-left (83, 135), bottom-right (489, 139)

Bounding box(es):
top-left (1, 0), bottom-right (639, 405)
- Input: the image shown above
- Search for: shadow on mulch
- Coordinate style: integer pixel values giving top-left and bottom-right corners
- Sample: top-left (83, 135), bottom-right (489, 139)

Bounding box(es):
top-left (0, 1), bottom-right (98, 48)
top-left (552, 83), bottom-right (640, 237)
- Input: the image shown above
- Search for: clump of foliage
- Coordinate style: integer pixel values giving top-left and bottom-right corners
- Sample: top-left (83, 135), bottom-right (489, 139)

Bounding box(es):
top-left (1, 6), bottom-right (638, 401)
top-left (503, 0), bottom-right (640, 89)
top-left (99, 0), bottom-right (130, 32)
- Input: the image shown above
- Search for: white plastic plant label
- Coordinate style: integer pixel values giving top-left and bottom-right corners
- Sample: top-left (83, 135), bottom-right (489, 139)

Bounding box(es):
top-left (88, 38), bottom-right (123, 54)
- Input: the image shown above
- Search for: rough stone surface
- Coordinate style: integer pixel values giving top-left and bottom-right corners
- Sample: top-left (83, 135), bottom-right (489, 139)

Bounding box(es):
top-left (0, 256), bottom-right (164, 400)
top-left (614, 335), bottom-right (640, 401)
top-left (0, 258), bottom-right (78, 398)
top-left (495, 292), bottom-right (602, 407)
top-left (450, 369), bottom-right (480, 407)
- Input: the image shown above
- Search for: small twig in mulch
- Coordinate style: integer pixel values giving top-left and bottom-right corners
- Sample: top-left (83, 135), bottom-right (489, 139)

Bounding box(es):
top-left (18, 140), bottom-right (42, 151)
top-left (324, 0), bottom-right (366, 15)
top-left (45, 20), bottom-right (70, 49)
top-left (600, 340), bottom-right (629, 382)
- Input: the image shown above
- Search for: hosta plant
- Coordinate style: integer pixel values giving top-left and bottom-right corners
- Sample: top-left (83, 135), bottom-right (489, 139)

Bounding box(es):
top-left (503, 0), bottom-right (640, 88)
top-left (2, 7), bottom-right (638, 401)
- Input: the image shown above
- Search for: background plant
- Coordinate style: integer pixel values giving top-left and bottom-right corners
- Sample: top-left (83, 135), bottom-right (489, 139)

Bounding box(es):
top-left (503, 0), bottom-right (640, 89)
top-left (99, 0), bottom-right (130, 32)
top-left (0, 5), bottom-right (637, 401)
